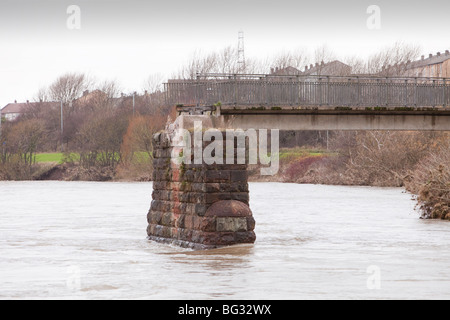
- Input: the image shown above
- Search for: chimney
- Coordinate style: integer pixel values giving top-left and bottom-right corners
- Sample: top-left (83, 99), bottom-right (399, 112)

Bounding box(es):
top-left (270, 68), bottom-right (274, 74)
top-left (429, 54), bottom-right (433, 58)
top-left (26, 100), bottom-right (29, 104)
top-left (14, 100), bottom-right (17, 103)
top-left (446, 50), bottom-right (450, 56)
top-left (437, 52), bottom-right (441, 57)
top-left (421, 55), bottom-right (425, 60)
top-left (315, 62), bottom-right (319, 67)
top-left (275, 67), bottom-right (279, 72)
top-left (305, 65), bottom-right (308, 71)
top-left (321, 61), bottom-right (324, 66)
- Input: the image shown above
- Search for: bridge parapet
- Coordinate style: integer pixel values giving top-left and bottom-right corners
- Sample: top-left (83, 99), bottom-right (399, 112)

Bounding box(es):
top-left (166, 74), bottom-right (450, 109)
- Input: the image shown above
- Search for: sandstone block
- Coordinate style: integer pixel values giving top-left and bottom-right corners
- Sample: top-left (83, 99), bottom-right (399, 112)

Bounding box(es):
top-left (216, 217), bottom-right (248, 232)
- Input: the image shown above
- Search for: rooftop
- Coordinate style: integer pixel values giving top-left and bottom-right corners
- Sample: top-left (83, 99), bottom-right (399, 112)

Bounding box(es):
top-left (1, 101), bottom-right (59, 114)
top-left (382, 50), bottom-right (450, 71)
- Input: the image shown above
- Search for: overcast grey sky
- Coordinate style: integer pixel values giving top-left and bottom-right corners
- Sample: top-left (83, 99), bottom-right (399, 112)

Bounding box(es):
top-left (0, 0), bottom-right (448, 107)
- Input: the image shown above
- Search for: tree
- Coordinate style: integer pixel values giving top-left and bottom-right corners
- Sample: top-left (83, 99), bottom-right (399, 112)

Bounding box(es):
top-left (406, 138), bottom-right (450, 220)
top-left (75, 110), bottom-right (128, 169)
top-left (144, 73), bottom-right (165, 95)
top-left (48, 73), bottom-right (92, 104)
top-left (176, 46), bottom-right (259, 79)
top-left (339, 131), bottom-right (437, 186)
top-left (366, 42), bottom-right (421, 76)
top-left (268, 48), bottom-right (309, 73)
top-left (2, 119), bottom-right (46, 166)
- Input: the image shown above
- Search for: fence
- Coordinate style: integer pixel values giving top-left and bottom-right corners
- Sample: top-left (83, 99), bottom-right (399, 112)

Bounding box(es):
top-left (165, 74), bottom-right (450, 108)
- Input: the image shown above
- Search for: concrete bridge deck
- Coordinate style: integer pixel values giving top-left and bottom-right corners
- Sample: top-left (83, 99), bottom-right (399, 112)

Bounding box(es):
top-left (219, 106), bottom-right (450, 131)
top-left (168, 73), bottom-right (450, 131)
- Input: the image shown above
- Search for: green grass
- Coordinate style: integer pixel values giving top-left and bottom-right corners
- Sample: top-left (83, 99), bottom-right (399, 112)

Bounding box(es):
top-left (35, 153), bottom-right (64, 164)
top-left (256, 148), bottom-right (332, 164)
top-left (278, 148), bottom-right (328, 161)
top-left (35, 153), bottom-right (80, 164)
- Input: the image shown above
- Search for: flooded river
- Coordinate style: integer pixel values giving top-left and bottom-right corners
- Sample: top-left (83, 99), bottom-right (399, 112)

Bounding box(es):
top-left (0, 181), bottom-right (449, 299)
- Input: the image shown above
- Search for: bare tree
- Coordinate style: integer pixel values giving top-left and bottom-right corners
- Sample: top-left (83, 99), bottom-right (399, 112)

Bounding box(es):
top-left (314, 45), bottom-right (335, 64)
top-left (344, 56), bottom-right (367, 75)
top-left (49, 73), bottom-right (92, 104)
top-left (99, 80), bottom-right (122, 100)
top-left (367, 42), bottom-right (421, 76)
top-left (312, 45), bottom-right (337, 75)
top-left (144, 73), bottom-right (165, 94)
top-left (34, 87), bottom-right (50, 103)
top-left (216, 46), bottom-right (240, 74)
top-left (269, 48), bottom-right (309, 73)
top-left (176, 46), bottom-right (253, 79)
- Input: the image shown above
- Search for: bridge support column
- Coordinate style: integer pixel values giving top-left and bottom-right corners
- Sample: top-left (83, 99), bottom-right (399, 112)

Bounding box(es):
top-left (147, 116), bottom-right (256, 250)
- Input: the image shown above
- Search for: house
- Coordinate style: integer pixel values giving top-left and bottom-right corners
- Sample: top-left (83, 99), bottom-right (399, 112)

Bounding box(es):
top-left (380, 50), bottom-right (450, 78)
top-left (1, 101), bottom-right (59, 121)
top-left (405, 51), bottom-right (450, 78)
top-left (269, 61), bottom-right (352, 77)
top-left (302, 60), bottom-right (352, 76)
top-left (270, 66), bottom-right (302, 76)
top-left (1, 101), bottom-right (32, 121)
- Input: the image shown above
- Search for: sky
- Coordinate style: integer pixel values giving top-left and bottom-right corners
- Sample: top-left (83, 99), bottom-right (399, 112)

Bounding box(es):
top-left (0, 0), bottom-right (449, 107)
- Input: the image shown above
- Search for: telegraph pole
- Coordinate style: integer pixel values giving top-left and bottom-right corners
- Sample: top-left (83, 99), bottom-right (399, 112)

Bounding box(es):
top-left (0, 108), bottom-right (3, 160)
top-left (132, 92), bottom-right (136, 116)
top-left (60, 101), bottom-right (64, 152)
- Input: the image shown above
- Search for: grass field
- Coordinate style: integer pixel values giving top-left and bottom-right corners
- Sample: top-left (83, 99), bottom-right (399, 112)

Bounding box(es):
top-left (35, 153), bottom-right (80, 164)
top-left (35, 153), bottom-right (64, 164)
top-left (278, 148), bottom-right (330, 161)
top-left (33, 149), bottom-right (328, 165)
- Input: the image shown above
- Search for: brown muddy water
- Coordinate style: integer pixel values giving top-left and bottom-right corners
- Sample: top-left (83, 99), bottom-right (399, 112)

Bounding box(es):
top-left (0, 181), bottom-right (449, 299)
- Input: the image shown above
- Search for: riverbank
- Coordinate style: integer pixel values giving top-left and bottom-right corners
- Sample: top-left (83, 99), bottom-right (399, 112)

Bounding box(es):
top-left (2, 144), bottom-right (449, 221)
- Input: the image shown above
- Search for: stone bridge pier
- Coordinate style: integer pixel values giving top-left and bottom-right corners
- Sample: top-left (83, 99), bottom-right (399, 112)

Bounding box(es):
top-left (146, 115), bottom-right (256, 249)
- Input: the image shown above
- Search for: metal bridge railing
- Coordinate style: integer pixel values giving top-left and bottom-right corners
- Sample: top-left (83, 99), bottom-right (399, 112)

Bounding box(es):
top-left (165, 74), bottom-right (450, 108)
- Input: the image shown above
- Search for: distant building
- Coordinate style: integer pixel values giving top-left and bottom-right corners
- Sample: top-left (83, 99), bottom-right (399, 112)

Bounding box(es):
top-left (1, 101), bottom-right (59, 121)
top-left (270, 61), bottom-right (352, 77)
top-left (381, 50), bottom-right (450, 78)
top-left (270, 66), bottom-right (302, 76)
top-left (1, 101), bottom-right (31, 121)
top-left (406, 51), bottom-right (450, 78)
top-left (302, 60), bottom-right (352, 76)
